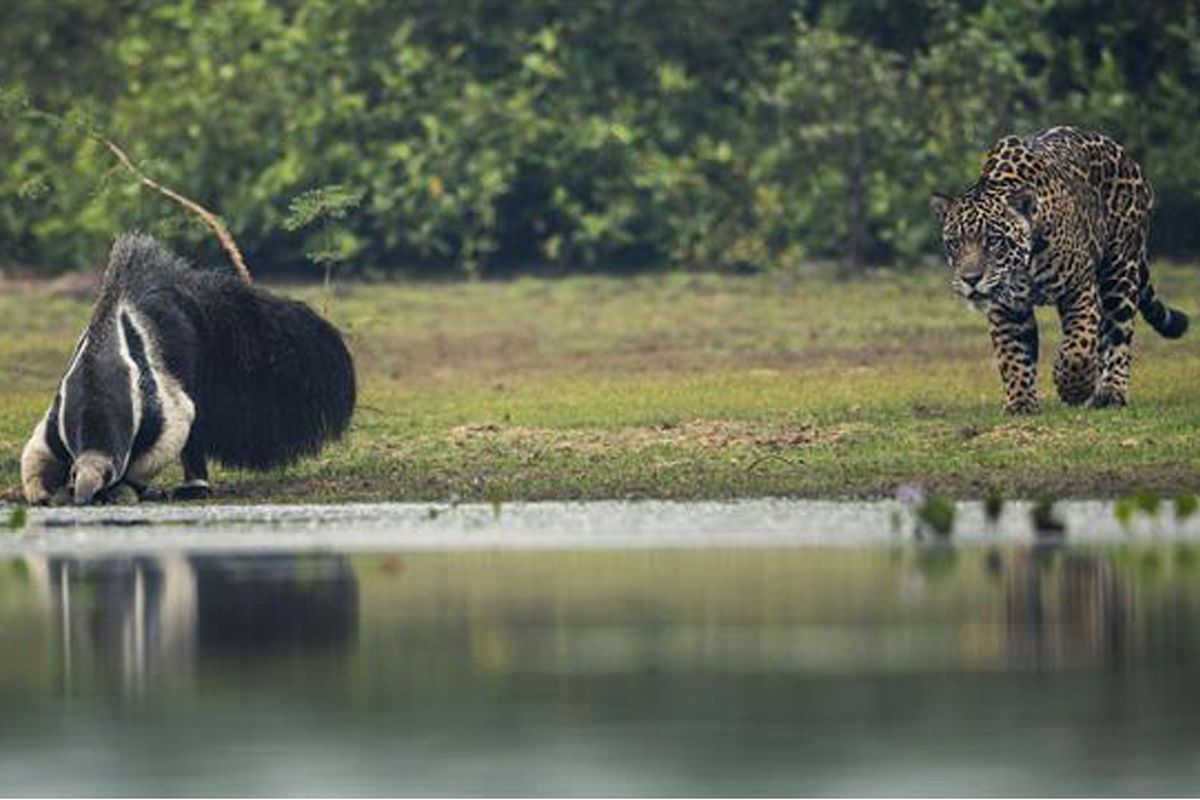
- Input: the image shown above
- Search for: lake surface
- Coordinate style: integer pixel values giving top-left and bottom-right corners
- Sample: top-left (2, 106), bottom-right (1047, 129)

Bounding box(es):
top-left (2, 501), bottom-right (1200, 796)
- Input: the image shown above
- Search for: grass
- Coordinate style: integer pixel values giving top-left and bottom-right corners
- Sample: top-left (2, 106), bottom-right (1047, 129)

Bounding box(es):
top-left (2, 265), bottom-right (1199, 503)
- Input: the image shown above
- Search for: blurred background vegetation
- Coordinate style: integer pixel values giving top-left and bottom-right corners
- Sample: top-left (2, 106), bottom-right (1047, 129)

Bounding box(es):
top-left (2, 0), bottom-right (1199, 279)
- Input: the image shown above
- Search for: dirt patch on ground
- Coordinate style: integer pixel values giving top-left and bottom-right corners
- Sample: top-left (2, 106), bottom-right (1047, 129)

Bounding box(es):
top-left (447, 419), bottom-right (856, 454)
top-left (976, 424), bottom-right (1053, 446)
top-left (974, 423), bottom-right (1109, 447)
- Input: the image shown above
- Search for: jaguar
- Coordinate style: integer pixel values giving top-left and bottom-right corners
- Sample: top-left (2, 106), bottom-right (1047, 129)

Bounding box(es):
top-left (931, 126), bottom-right (1188, 414)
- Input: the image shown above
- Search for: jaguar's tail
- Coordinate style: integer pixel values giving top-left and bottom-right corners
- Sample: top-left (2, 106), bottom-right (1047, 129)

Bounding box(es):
top-left (1139, 281), bottom-right (1189, 339)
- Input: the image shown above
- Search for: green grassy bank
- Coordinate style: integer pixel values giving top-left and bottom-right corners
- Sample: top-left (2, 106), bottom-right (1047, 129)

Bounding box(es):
top-left (2, 266), bottom-right (1198, 502)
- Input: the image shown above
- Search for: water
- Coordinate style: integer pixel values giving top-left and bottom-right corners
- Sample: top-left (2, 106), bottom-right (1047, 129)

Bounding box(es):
top-left (2, 502), bottom-right (1200, 795)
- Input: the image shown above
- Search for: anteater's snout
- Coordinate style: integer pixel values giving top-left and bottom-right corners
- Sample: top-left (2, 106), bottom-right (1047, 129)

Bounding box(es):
top-left (70, 453), bottom-right (114, 506)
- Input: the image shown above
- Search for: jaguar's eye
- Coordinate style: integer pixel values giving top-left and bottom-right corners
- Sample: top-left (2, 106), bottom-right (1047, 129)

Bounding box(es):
top-left (944, 237), bottom-right (960, 253)
top-left (984, 233), bottom-right (1005, 250)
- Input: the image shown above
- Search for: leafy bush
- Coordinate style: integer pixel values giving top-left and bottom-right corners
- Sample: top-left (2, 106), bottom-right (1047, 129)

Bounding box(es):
top-left (2, 0), bottom-right (1199, 277)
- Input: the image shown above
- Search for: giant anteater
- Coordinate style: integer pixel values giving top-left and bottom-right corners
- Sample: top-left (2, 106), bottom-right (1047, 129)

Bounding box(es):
top-left (21, 234), bottom-right (356, 505)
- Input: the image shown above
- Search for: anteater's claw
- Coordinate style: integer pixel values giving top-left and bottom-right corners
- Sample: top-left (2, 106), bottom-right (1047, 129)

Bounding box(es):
top-left (170, 481), bottom-right (211, 502)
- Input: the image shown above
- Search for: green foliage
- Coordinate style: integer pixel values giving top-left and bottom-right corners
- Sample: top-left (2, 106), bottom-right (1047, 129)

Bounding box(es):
top-left (283, 186), bottom-right (364, 233)
top-left (2, 0), bottom-right (1200, 276)
top-left (283, 184), bottom-right (364, 280)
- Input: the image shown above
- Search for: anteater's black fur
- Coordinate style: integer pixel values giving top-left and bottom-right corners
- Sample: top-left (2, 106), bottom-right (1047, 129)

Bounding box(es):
top-left (105, 233), bottom-right (355, 471)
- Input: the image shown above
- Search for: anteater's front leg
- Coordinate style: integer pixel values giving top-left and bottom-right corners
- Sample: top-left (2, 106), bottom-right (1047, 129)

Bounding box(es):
top-left (172, 430), bottom-right (211, 501)
top-left (988, 305), bottom-right (1040, 414)
top-left (1054, 282), bottom-right (1101, 406)
top-left (20, 414), bottom-right (70, 505)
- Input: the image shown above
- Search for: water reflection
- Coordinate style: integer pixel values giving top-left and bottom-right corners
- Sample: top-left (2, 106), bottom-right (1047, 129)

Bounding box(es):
top-left (9, 546), bottom-right (1200, 686)
top-left (1002, 550), bottom-right (1134, 668)
top-left (2, 544), bottom-right (1200, 794)
top-left (20, 554), bottom-right (357, 693)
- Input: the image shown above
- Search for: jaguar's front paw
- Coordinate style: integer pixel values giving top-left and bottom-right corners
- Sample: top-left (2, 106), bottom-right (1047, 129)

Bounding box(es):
top-left (1054, 356), bottom-right (1098, 407)
top-left (1090, 387), bottom-right (1127, 409)
top-left (1004, 397), bottom-right (1040, 415)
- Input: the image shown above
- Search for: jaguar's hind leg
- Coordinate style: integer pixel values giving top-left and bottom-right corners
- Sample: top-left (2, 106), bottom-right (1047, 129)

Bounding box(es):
top-left (1093, 253), bottom-right (1142, 408)
top-left (1053, 281), bottom-right (1101, 406)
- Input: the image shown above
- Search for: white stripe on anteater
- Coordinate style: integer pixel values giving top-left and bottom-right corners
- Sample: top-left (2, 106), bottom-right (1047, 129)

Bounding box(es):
top-left (121, 304), bottom-right (196, 486)
top-left (55, 333), bottom-right (90, 459)
top-left (114, 303), bottom-right (143, 478)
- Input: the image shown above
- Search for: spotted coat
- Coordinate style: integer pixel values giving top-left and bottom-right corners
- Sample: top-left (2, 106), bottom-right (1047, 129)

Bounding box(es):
top-left (932, 126), bottom-right (1188, 414)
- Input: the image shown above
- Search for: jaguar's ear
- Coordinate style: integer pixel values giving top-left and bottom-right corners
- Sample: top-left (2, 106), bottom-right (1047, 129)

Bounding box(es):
top-left (929, 193), bottom-right (952, 223)
top-left (1008, 188), bottom-right (1037, 220)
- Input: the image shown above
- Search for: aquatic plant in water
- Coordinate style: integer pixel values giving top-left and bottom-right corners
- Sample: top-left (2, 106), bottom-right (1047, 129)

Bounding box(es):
top-left (983, 487), bottom-right (1005, 531)
top-left (915, 494), bottom-right (956, 538)
top-left (1114, 489), bottom-right (1186, 535)
top-left (1030, 498), bottom-right (1065, 537)
top-left (1174, 493), bottom-right (1198, 527)
top-left (5, 506), bottom-right (26, 531)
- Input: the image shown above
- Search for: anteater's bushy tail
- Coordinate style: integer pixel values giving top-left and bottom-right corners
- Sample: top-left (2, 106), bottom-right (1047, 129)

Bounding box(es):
top-left (195, 276), bottom-right (356, 470)
top-left (1139, 283), bottom-right (1189, 340)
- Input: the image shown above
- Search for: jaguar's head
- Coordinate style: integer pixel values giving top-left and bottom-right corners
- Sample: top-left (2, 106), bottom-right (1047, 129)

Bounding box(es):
top-left (930, 186), bottom-right (1038, 310)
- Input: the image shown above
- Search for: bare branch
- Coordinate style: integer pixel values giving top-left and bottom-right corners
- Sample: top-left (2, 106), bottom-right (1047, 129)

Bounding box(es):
top-left (95, 135), bottom-right (253, 284)
top-left (6, 96), bottom-right (254, 282)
